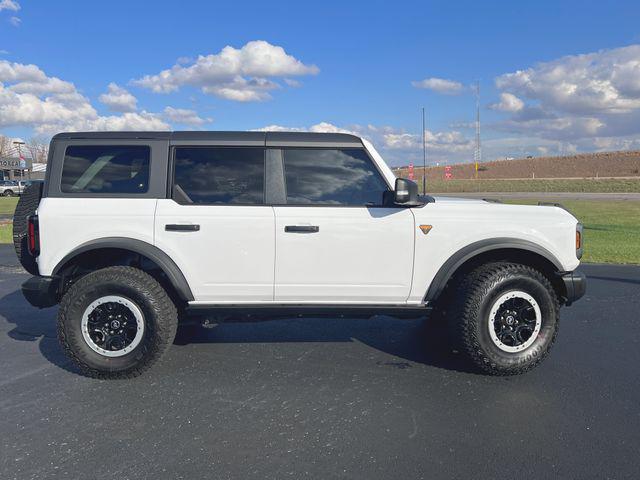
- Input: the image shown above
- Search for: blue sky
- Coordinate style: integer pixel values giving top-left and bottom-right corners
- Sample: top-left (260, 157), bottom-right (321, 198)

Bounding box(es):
top-left (1, 0), bottom-right (640, 165)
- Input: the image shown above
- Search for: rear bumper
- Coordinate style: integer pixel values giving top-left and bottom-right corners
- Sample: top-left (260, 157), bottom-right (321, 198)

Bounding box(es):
top-left (560, 270), bottom-right (587, 306)
top-left (22, 276), bottom-right (60, 309)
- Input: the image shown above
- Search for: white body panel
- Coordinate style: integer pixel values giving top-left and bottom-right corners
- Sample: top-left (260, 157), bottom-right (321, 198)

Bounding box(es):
top-left (408, 198), bottom-right (580, 303)
top-left (35, 137), bottom-right (581, 307)
top-left (273, 207), bottom-right (414, 303)
top-left (36, 198), bottom-right (157, 276)
top-left (154, 200), bottom-right (275, 303)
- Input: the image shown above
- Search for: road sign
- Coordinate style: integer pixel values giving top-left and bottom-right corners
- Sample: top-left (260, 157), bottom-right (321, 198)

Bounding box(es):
top-left (0, 157), bottom-right (32, 170)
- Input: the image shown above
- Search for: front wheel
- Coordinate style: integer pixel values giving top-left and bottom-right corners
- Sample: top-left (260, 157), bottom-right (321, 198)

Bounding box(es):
top-left (57, 266), bottom-right (178, 378)
top-left (4, 189), bottom-right (14, 196)
top-left (449, 262), bottom-right (559, 375)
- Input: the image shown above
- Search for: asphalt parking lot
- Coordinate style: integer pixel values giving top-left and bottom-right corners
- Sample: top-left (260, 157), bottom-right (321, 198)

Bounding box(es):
top-left (1, 245), bottom-right (639, 479)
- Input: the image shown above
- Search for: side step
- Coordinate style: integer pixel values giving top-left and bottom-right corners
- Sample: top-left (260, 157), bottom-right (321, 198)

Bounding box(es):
top-left (184, 304), bottom-right (431, 323)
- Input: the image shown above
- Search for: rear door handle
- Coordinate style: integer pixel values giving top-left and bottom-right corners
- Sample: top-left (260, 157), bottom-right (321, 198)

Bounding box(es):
top-left (165, 224), bottom-right (200, 232)
top-left (284, 225), bottom-right (319, 233)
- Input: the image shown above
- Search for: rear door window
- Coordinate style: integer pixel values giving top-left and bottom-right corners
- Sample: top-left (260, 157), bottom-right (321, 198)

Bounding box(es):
top-left (173, 147), bottom-right (265, 204)
top-left (61, 145), bottom-right (150, 194)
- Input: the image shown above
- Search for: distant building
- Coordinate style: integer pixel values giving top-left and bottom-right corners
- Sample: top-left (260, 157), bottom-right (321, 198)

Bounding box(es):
top-left (0, 156), bottom-right (39, 180)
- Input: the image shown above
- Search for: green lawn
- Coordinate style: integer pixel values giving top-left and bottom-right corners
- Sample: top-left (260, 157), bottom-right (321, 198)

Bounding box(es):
top-left (0, 224), bottom-right (12, 244)
top-left (427, 178), bottom-right (640, 193)
top-left (0, 197), bottom-right (18, 215)
top-left (506, 199), bottom-right (640, 264)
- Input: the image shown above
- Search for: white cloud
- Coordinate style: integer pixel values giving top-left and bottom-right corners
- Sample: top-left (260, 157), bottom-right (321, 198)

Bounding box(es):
top-left (0, 60), bottom-right (169, 134)
top-left (163, 106), bottom-right (211, 126)
top-left (9, 15), bottom-right (19, 26)
top-left (256, 122), bottom-right (358, 135)
top-left (0, 0), bottom-right (19, 12)
top-left (133, 40), bottom-right (319, 101)
top-left (255, 122), bottom-right (474, 165)
top-left (490, 92), bottom-right (524, 112)
top-left (0, 60), bottom-right (75, 94)
top-left (77, 111), bottom-right (169, 132)
top-left (383, 129), bottom-right (473, 153)
top-left (492, 44), bottom-right (640, 151)
top-left (99, 83), bottom-right (138, 112)
top-left (283, 78), bottom-right (302, 87)
top-left (411, 77), bottom-right (464, 95)
top-left (496, 44), bottom-right (640, 114)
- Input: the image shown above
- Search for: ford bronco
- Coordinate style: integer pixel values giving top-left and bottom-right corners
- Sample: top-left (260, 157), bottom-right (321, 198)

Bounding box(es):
top-left (14, 131), bottom-right (586, 378)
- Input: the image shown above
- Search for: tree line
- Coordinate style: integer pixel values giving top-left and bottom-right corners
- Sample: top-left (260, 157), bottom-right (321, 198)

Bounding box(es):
top-left (0, 134), bottom-right (50, 164)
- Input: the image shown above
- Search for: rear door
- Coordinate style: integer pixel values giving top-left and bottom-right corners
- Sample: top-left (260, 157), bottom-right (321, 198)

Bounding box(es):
top-left (273, 148), bottom-right (415, 303)
top-left (154, 145), bottom-right (275, 303)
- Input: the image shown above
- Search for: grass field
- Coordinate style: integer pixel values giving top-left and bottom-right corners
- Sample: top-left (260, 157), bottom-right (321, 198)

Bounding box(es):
top-left (506, 199), bottom-right (640, 264)
top-left (426, 178), bottom-right (640, 193)
top-left (0, 197), bottom-right (18, 215)
top-left (0, 223), bottom-right (11, 244)
top-left (0, 197), bottom-right (636, 264)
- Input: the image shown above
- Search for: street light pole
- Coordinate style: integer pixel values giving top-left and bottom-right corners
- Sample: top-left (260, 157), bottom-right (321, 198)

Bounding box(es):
top-left (13, 140), bottom-right (25, 183)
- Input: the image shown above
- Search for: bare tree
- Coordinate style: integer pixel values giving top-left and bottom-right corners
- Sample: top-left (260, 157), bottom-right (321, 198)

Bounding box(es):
top-left (26, 137), bottom-right (50, 164)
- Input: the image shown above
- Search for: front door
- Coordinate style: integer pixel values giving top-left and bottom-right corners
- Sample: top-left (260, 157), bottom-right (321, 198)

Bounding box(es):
top-left (273, 148), bottom-right (415, 303)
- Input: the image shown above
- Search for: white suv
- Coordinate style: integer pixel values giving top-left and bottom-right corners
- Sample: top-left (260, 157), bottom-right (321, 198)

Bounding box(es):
top-left (15, 131), bottom-right (585, 378)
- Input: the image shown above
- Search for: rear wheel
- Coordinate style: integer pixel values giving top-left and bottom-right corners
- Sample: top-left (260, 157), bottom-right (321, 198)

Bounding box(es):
top-left (449, 262), bottom-right (559, 375)
top-left (12, 182), bottom-right (43, 275)
top-left (57, 266), bottom-right (178, 378)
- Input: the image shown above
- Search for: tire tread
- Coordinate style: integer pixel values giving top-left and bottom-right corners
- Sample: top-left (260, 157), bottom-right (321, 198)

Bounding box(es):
top-left (449, 262), bottom-right (560, 376)
top-left (57, 266), bottom-right (177, 379)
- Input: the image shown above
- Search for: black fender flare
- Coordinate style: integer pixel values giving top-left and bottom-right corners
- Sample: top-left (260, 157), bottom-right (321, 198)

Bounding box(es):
top-left (52, 237), bottom-right (194, 302)
top-left (423, 238), bottom-right (564, 303)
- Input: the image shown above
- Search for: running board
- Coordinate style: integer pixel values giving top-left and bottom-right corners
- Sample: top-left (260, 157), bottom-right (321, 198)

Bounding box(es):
top-left (184, 303), bottom-right (430, 321)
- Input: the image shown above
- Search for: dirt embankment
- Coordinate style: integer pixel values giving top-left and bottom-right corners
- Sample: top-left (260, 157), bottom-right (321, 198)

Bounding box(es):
top-left (394, 151), bottom-right (640, 180)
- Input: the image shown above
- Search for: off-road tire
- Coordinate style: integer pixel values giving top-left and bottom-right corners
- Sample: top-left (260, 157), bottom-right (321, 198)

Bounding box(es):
top-left (449, 262), bottom-right (559, 375)
top-left (12, 182), bottom-right (43, 275)
top-left (57, 266), bottom-right (178, 379)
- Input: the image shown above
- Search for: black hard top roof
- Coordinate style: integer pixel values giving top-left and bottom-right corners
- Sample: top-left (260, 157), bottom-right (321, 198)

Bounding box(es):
top-left (52, 131), bottom-right (363, 147)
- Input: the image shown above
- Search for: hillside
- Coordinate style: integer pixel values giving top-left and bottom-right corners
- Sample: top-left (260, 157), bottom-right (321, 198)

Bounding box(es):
top-left (393, 150), bottom-right (640, 180)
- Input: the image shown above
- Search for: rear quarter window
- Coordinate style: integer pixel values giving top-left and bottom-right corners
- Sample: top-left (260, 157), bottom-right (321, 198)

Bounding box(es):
top-left (61, 145), bottom-right (150, 194)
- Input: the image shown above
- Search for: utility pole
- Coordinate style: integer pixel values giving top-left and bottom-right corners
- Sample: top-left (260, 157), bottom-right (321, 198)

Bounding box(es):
top-left (13, 140), bottom-right (25, 182)
top-left (474, 81), bottom-right (481, 178)
top-left (422, 107), bottom-right (427, 194)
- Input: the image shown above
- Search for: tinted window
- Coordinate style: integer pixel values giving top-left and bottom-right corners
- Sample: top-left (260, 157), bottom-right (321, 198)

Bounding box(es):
top-left (61, 145), bottom-right (150, 194)
top-left (173, 147), bottom-right (264, 204)
top-left (283, 149), bottom-right (389, 205)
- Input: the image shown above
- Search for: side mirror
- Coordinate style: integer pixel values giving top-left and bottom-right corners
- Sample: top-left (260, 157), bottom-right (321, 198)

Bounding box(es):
top-left (394, 178), bottom-right (420, 206)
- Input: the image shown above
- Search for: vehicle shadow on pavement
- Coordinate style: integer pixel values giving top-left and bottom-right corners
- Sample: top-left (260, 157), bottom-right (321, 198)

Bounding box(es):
top-left (586, 275), bottom-right (640, 286)
top-left (174, 314), bottom-right (476, 374)
top-left (0, 288), bottom-right (80, 374)
top-left (1, 285), bottom-right (474, 375)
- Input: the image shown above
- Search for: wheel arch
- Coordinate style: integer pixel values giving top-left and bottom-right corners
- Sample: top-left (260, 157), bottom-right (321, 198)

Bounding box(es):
top-left (52, 237), bottom-right (194, 302)
top-left (424, 238), bottom-right (566, 304)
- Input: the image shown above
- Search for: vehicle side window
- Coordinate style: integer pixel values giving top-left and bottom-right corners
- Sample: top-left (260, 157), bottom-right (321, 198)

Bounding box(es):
top-left (61, 145), bottom-right (150, 194)
top-left (173, 147), bottom-right (265, 205)
top-left (283, 148), bottom-right (389, 206)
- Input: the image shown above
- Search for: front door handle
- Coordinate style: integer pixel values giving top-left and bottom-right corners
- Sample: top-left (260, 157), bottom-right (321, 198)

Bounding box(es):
top-left (284, 225), bottom-right (319, 233)
top-left (166, 224), bottom-right (200, 232)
